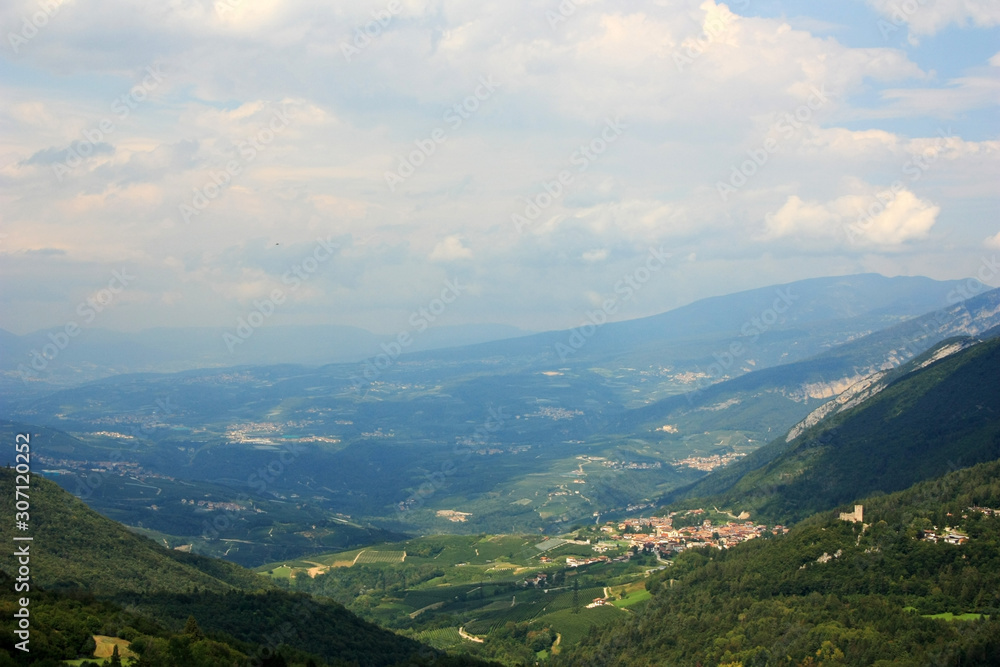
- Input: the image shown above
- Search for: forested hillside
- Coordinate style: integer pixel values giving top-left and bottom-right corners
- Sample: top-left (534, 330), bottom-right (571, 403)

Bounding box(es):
top-left (668, 336), bottom-right (1000, 524)
top-left (561, 460), bottom-right (1000, 666)
top-left (0, 469), bottom-right (494, 666)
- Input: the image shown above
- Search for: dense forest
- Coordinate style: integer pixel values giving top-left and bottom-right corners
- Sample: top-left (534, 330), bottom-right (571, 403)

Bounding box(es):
top-left (560, 460), bottom-right (1000, 666)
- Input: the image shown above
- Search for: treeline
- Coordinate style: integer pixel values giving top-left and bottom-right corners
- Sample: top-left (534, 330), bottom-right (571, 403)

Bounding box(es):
top-left (0, 576), bottom-right (298, 666)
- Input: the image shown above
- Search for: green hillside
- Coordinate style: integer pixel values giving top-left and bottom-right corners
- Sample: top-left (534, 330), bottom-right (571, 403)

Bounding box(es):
top-left (0, 469), bottom-right (494, 666)
top-left (672, 336), bottom-right (1000, 524)
top-left (0, 467), bottom-right (267, 595)
top-left (560, 460), bottom-right (1000, 666)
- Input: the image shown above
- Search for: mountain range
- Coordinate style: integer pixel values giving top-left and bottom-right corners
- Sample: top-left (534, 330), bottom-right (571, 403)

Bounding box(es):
top-left (3, 272), bottom-right (1000, 665)
top-left (666, 333), bottom-right (1000, 523)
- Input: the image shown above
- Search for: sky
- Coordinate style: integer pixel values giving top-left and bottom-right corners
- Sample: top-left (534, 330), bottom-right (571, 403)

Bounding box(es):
top-left (1, 0), bottom-right (998, 338)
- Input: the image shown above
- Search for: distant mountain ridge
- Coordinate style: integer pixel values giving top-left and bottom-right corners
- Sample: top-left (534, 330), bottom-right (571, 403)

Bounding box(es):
top-left (0, 322), bottom-right (532, 386)
top-left (612, 285), bottom-right (1000, 443)
top-left (412, 273), bottom-right (971, 368)
top-left (0, 274), bottom-right (974, 391)
top-left (667, 334), bottom-right (1000, 524)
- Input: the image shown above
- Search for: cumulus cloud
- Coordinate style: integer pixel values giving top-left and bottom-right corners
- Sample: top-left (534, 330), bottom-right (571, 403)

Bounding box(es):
top-left (764, 189), bottom-right (940, 248)
top-left (986, 231), bottom-right (1000, 249)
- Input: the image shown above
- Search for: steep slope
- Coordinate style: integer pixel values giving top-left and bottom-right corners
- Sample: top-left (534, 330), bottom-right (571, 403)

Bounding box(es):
top-left (0, 467), bottom-right (266, 595)
top-left (560, 460), bottom-right (1000, 666)
top-left (615, 285), bottom-right (1000, 438)
top-left (0, 469), bottom-right (492, 666)
top-left (671, 335), bottom-right (1000, 524)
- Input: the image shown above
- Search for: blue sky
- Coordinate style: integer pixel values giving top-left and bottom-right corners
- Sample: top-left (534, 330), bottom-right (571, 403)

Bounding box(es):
top-left (0, 0), bottom-right (998, 339)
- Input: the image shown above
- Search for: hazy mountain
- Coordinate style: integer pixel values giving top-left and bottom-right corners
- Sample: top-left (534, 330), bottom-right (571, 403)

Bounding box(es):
top-left (409, 274), bottom-right (971, 369)
top-left (3, 276), bottom-right (997, 543)
top-left (0, 322), bottom-right (531, 386)
top-left (1, 274), bottom-right (973, 392)
top-left (668, 334), bottom-right (1000, 524)
top-left (612, 285), bottom-right (1000, 443)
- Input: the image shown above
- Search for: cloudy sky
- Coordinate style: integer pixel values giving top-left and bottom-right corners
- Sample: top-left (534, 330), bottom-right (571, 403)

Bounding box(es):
top-left (1, 0), bottom-right (998, 337)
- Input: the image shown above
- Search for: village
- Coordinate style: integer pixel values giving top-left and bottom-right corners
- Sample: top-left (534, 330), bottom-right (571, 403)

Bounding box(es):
top-left (36, 454), bottom-right (177, 483)
top-left (596, 509), bottom-right (786, 557)
top-left (673, 452), bottom-right (748, 471)
top-left (912, 506), bottom-right (999, 545)
top-left (521, 508), bottom-right (788, 580)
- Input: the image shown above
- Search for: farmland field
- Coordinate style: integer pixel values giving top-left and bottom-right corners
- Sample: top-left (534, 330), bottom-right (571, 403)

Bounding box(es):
top-left (355, 550), bottom-right (406, 564)
top-left (535, 606), bottom-right (624, 645)
top-left (257, 532), bottom-right (660, 662)
top-left (415, 627), bottom-right (465, 650)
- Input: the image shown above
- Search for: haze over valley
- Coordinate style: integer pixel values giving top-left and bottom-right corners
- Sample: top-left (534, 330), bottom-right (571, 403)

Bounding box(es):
top-left (2, 1), bottom-right (1000, 664)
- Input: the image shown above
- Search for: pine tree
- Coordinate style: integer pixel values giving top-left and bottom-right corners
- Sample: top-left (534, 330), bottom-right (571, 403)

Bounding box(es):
top-left (108, 645), bottom-right (123, 667)
top-left (183, 615), bottom-right (204, 640)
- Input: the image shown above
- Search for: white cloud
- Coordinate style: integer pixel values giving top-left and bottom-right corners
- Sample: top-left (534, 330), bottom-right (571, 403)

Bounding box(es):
top-left (879, 75), bottom-right (1000, 117)
top-left (764, 189), bottom-right (940, 248)
top-left (867, 0), bottom-right (1000, 37)
top-left (986, 231), bottom-right (1000, 249)
top-left (0, 0), bottom-right (997, 334)
top-left (429, 236), bottom-right (473, 261)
